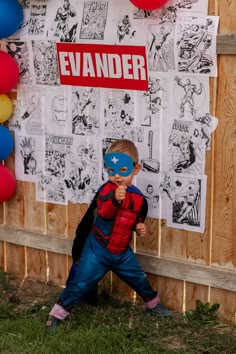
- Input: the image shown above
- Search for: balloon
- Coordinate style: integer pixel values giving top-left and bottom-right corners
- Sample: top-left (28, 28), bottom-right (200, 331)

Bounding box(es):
top-left (0, 50), bottom-right (19, 94)
top-left (0, 94), bottom-right (13, 123)
top-left (129, 0), bottom-right (169, 10)
top-left (0, 164), bottom-right (16, 203)
top-left (0, 0), bottom-right (23, 39)
top-left (0, 125), bottom-right (14, 161)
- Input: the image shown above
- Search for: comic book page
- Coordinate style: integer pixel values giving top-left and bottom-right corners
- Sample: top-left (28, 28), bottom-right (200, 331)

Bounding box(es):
top-left (105, 0), bottom-right (147, 45)
top-left (164, 173), bottom-right (207, 233)
top-left (167, 73), bottom-right (210, 120)
top-left (164, 119), bottom-right (206, 175)
top-left (31, 40), bottom-right (60, 85)
top-left (138, 72), bottom-right (168, 132)
top-left (64, 137), bottom-right (100, 204)
top-left (15, 134), bottom-right (45, 182)
top-left (45, 0), bottom-right (80, 42)
top-left (28, 0), bottom-right (48, 38)
top-left (147, 24), bottom-right (175, 72)
top-left (3, 40), bottom-right (34, 85)
top-left (174, 16), bottom-right (219, 76)
top-left (137, 129), bottom-right (162, 177)
top-left (101, 89), bottom-right (137, 139)
top-left (79, 0), bottom-right (109, 41)
top-left (17, 85), bottom-right (45, 136)
top-left (43, 86), bottom-right (69, 135)
top-left (137, 175), bottom-right (162, 219)
top-left (70, 86), bottom-right (100, 137)
top-left (35, 133), bottom-right (70, 205)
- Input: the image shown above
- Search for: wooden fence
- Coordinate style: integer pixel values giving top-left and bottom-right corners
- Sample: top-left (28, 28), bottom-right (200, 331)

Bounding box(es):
top-left (0, 0), bottom-right (236, 322)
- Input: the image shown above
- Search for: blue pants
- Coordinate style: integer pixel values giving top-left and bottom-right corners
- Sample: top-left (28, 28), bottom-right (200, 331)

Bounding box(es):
top-left (59, 233), bottom-right (157, 307)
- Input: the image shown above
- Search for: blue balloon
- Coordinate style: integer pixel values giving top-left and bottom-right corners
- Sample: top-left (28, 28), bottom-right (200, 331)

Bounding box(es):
top-left (0, 0), bottom-right (23, 39)
top-left (0, 125), bottom-right (14, 160)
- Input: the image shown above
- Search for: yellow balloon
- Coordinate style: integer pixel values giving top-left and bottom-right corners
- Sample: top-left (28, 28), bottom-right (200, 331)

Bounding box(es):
top-left (0, 94), bottom-right (13, 123)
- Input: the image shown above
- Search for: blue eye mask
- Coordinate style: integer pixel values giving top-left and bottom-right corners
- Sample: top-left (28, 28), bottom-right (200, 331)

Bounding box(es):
top-left (104, 152), bottom-right (134, 177)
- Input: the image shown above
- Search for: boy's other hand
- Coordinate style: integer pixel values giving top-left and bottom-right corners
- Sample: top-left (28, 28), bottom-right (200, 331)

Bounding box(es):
top-left (136, 223), bottom-right (146, 237)
top-left (115, 185), bottom-right (127, 202)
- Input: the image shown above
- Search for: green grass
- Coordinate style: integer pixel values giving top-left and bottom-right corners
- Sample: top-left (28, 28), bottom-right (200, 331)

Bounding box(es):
top-left (0, 272), bottom-right (236, 354)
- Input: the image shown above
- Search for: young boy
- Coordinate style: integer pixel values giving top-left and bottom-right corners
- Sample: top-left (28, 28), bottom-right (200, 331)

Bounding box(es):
top-left (47, 139), bottom-right (172, 331)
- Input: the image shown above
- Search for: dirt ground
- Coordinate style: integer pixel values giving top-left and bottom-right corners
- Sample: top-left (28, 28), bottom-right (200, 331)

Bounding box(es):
top-left (0, 272), bottom-right (61, 310)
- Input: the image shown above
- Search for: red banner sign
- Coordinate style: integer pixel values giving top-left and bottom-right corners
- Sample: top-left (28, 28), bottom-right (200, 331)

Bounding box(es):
top-left (56, 43), bottom-right (148, 91)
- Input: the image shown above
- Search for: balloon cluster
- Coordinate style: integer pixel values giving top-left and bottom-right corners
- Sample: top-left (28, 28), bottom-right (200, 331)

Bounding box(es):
top-left (129, 0), bottom-right (169, 11)
top-left (0, 0), bottom-right (23, 203)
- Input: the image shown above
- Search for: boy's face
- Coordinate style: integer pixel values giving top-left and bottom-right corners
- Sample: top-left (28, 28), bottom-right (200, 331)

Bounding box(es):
top-left (104, 152), bottom-right (141, 187)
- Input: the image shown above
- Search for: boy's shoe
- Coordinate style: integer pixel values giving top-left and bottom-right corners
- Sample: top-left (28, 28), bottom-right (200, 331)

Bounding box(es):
top-left (46, 317), bottom-right (62, 332)
top-left (147, 303), bottom-right (173, 317)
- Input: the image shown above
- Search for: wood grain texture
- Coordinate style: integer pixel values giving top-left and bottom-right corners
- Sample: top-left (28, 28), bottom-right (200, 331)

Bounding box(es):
top-left (217, 34), bottom-right (236, 54)
top-left (67, 202), bottom-right (88, 240)
top-left (24, 182), bottom-right (47, 283)
top-left (5, 243), bottom-right (25, 276)
top-left (0, 204), bottom-right (3, 225)
top-left (27, 248), bottom-right (47, 282)
top-left (4, 138), bottom-right (25, 228)
top-left (24, 183), bottom-right (46, 233)
top-left (47, 252), bottom-right (68, 286)
top-left (212, 54), bottom-right (236, 267)
top-left (136, 218), bottom-right (160, 254)
top-left (218, 1), bottom-right (236, 33)
top-left (185, 283), bottom-right (209, 312)
top-left (46, 204), bottom-right (67, 236)
top-left (156, 275), bottom-right (184, 313)
top-left (137, 252), bottom-right (236, 292)
top-left (2, 226), bottom-right (236, 292)
top-left (0, 242), bottom-right (4, 270)
top-left (210, 287), bottom-right (236, 323)
top-left (3, 144), bottom-right (26, 276)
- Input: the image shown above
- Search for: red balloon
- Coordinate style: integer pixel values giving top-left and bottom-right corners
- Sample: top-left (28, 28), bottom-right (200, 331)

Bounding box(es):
top-left (129, 0), bottom-right (169, 10)
top-left (0, 50), bottom-right (19, 94)
top-left (0, 164), bottom-right (16, 203)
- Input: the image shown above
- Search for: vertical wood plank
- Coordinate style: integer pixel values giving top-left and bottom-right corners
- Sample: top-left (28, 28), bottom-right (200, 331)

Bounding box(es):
top-left (24, 182), bottom-right (47, 281)
top-left (0, 204), bottom-right (3, 224)
top-left (157, 276), bottom-right (184, 313)
top-left (46, 204), bottom-right (67, 236)
top-left (24, 182), bottom-right (46, 233)
top-left (212, 0), bottom-right (236, 269)
top-left (217, 0), bottom-right (236, 32)
top-left (212, 54), bottom-right (236, 267)
top-left (185, 283), bottom-right (209, 312)
top-left (161, 228), bottom-right (187, 259)
top-left (211, 287), bottom-right (236, 323)
top-left (4, 139), bottom-right (26, 275)
top-left (0, 242), bottom-right (4, 270)
top-left (27, 248), bottom-right (47, 282)
top-left (5, 243), bottom-right (25, 276)
top-left (4, 144), bottom-right (25, 228)
top-left (46, 203), bottom-right (67, 284)
top-left (136, 218), bottom-right (160, 254)
top-left (47, 252), bottom-right (68, 286)
top-left (67, 202), bottom-right (88, 240)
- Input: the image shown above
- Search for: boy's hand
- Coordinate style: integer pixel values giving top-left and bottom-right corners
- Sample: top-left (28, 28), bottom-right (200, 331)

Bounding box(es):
top-left (115, 185), bottom-right (127, 202)
top-left (135, 223), bottom-right (146, 237)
